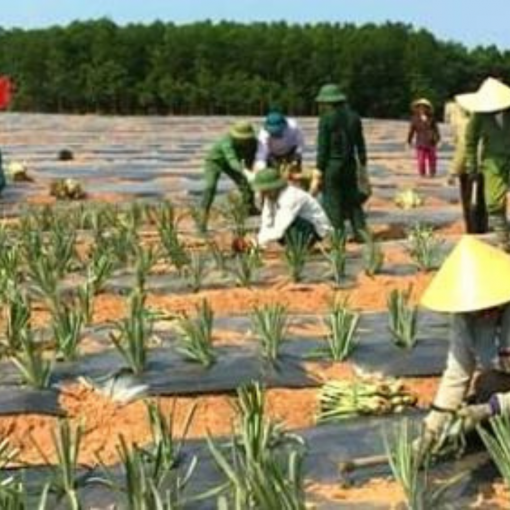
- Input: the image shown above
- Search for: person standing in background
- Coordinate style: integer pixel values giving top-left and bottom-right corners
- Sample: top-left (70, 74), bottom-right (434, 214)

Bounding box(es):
top-left (458, 77), bottom-right (510, 250)
top-left (311, 84), bottom-right (370, 242)
top-left (407, 98), bottom-right (441, 178)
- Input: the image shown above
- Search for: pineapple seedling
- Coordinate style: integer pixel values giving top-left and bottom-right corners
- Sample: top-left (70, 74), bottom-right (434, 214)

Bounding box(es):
top-left (158, 222), bottom-right (190, 271)
top-left (51, 303), bottom-right (83, 361)
top-left (11, 330), bottom-right (52, 389)
top-left (3, 289), bottom-right (31, 352)
top-left (251, 304), bottom-right (289, 363)
top-left (284, 230), bottom-right (310, 283)
top-left (110, 291), bottom-right (154, 375)
top-left (182, 251), bottom-right (208, 293)
top-left (311, 298), bottom-right (359, 361)
top-left (387, 286), bottom-right (418, 349)
top-left (219, 192), bottom-right (250, 237)
top-left (133, 244), bottom-right (159, 292)
top-left (362, 233), bottom-right (385, 277)
top-left (88, 243), bottom-right (117, 295)
top-left (323, 229), bottom-right (347, 285)
top-left (230, 247), bottom-right (263, 287)
top-left (175, 299), bottom-right (216, 367)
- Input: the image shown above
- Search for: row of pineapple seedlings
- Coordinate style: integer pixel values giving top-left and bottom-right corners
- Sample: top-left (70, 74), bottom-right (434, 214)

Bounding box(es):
top-left (0, 198), bottom-right (446, 301)
top-left (4, 385), bottom-right (510, 509)
top-left (3, 284), bottom-right (419, 391)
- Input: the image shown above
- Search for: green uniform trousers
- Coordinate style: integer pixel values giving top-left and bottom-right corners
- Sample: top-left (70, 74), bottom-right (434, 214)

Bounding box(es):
top-left (201, 161), bottom-right (255, 218)
top-left (321, 160), bottom-right (367, 240)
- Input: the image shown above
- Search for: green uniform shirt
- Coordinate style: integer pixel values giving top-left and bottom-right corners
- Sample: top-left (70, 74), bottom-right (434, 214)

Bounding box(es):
top-left (316, 105), bottom-right (366, 172)
top-left (465, 111), bottom-right (510, 172)
top-left (206, 135), bottom-right (256, 173)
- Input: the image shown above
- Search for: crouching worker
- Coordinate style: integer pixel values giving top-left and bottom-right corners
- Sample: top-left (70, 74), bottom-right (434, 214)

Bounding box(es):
top-left (201, 121), bottom-right (258, 230)
top-left (416, 235), bottom-right (510, 458)
top-left (252, 168), bottom-right (332, 249)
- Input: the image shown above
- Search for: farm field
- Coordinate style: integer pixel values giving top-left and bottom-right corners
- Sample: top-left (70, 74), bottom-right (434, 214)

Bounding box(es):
top-left (0, 113), bottom-right (506, 508)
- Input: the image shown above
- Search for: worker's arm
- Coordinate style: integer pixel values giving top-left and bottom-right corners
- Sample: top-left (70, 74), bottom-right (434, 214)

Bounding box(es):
top-left (464, 114), bottom-right (482, 174)
top-left (425, 313), bottom-right (476, 433)
top-left (257, 190), bottom-right (305, 246)
top-left (254, 131), bottom-right (269, 172)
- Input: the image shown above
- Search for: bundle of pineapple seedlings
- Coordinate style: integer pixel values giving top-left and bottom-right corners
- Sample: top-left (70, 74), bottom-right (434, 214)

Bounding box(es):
top-left (318, 378), bottom-right (417, 423)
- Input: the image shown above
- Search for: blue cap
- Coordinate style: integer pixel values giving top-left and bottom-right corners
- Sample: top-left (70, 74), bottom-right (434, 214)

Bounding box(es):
top-left (264, 112), bottom-right (287, 137)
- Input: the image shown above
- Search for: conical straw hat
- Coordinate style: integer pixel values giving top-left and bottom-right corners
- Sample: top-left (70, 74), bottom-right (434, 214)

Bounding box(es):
top-left (455, 77), bottom-right (510, 113)
top-left (421, 236), bottom-right (510, 313)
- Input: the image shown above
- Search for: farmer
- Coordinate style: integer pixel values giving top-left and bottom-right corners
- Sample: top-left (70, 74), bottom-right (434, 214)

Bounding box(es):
top-left (445, 99), bottom-right (487, 234)
top-left (255, 112), bottom-right (305, 172)
top-left (201, 121), bottom-right (258, 229)
top-left (251, 167), bottom-right (332, 248)
top-left (311, 84), bottom-right (370, 242)
top-left (416, 236), bottom-right (510, 457)
top-left (457, 77), bottom-right (510, 251)
top-left (407, 98), bottom-right (441, 178)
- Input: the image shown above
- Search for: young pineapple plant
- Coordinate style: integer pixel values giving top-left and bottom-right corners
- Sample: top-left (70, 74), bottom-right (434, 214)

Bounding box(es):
top-left (362, 233), bottom-right (385, 277)
top-left (3, 288), bottom-right (31, 352)
top-left (87, 243), bottom-right (117, 294)
top-left (207, 239), bottom-right (228, 274)
top-left (284, 230), bottom-right (310, 283)
top-left (314, 298), bottom-right (360, 361)
top-left (48, 221), bottom-right (78, 277)
top-left (110, 290), bottom-right (154, 375)
top-left (387, 286), bottom-right (419, 349)
top-left (157, 217), bottom-right (190, 272)
top-left (220, 191), bottom-right (250, 237)
top-left (48, 419), bottom-right (86, 510)
top-left (478, 414), bottom-right (510, 493)
top-left (385, 419), bottom-right (463, 510)
top-left (208, 382), bottom-right (307, 510)
top-left (182, 251), bottom-right (208, 293)
top-left (323, 229), bottom-right (347, 285)
top-left (251, 303), bottom-right (289, 363)
top-left (109, 223), bottom-right (138, 267)
top-left (133, 243), bottom-right (159, 293)
top-left (77, 280), bottom-right (94, 326)
top-left (175, 299), bottom-right (216, 367)
top-left (0, 242), bottom-right (22, 285)
top-left (26, 254), bottom-right (59, 308)
top-left (51, 302), bottom-right (83, 361)
top-left (230, 246), bottom-right (263, 287)
top-left (407, 224), bottom-right (444, 272)
top-left (11, 330), bottom-right (52, 389)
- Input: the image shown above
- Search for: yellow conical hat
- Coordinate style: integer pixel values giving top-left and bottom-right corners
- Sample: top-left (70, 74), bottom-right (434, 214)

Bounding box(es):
top-left (455, 77), bottom-right (510, 113)
top-left (421, 236), bottom-right (510, 313)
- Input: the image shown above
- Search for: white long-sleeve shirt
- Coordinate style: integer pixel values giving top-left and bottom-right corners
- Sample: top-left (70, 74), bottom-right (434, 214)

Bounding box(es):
top-left (254, 118), bottom-right (305, 171)
top-left (257, 185), bottom-right (332, 247)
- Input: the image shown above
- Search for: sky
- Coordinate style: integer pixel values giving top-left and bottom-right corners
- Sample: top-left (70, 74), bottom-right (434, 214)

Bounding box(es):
top-left (0, 0), bottom-right (509, 50)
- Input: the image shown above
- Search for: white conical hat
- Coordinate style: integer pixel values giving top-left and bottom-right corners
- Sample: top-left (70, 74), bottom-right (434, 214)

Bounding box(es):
top-left (421, 236), bottom-right (510, 313)
top-left (455, 77), bottom-right (510, 113)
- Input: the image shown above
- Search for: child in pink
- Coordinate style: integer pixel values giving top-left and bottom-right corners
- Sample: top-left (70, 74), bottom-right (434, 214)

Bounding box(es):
top-left (407, 98), bottom-right (441, 177)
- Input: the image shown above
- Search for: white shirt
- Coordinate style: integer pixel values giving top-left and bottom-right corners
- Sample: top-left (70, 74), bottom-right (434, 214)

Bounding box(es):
top-left (254, 118), bottom-right (305, 171)
top-left (257, 185), bottom-right (332, 247)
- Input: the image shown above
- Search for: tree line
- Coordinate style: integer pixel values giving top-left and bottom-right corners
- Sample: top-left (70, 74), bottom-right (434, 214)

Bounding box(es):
top-left (0, 19), bottom-right (508, 118)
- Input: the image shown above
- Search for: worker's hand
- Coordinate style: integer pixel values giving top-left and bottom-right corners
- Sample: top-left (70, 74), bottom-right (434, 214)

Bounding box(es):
top-left (243, 168), bottom-right (256, 184)
top-left (309, 169), bottom-right (323, 197)
top-left (456, 403), bottom-right (493, 433)
top-left (357, 165), bottom-right (372, 199)
top-left (412, 426), bottom-right (438, 465)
